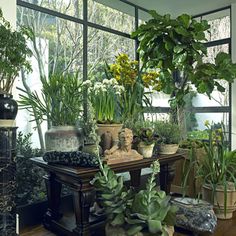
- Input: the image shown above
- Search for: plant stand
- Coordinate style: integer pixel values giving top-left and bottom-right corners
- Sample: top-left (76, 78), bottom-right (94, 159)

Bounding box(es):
top-left (0, 126), bottom-right (17, 236)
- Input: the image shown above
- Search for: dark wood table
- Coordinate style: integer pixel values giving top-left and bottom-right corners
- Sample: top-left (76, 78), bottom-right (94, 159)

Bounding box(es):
top-left (31, 151), bottom-right (185, 236)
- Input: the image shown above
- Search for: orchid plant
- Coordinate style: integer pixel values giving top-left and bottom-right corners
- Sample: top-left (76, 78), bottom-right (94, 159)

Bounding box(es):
top-left (82, 78), bottom-right (124, 124)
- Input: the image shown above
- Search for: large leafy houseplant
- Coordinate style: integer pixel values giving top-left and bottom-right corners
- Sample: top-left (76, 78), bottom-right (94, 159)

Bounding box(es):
top-left (132, 11), bottom-right (236, 109)
top-left (0, 8), bottom-right (32, 94)
top-left (18, 73), bottom-right (83, 127)
top-left (92, 159), bottom-right (177, 235)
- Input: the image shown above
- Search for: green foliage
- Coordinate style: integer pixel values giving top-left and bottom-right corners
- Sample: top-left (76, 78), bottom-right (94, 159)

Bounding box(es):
top-left (179, 139), bottom-right (203, 149)
top-left (92, 159), bottom-right (177, 235)
top-left (153, 121), bottom-right (181, 144)
top-left (187, 129), bottom-right (209, 140)
top-left (132, 10), bottom-right (236, 108)
top-left (136, 128), bottom-right (155, 145)
top-left (18, 73), bottom-right (83, 126)
top-left (0, 8), bottom-right (32, 94)
top-left (16, 132), bottom-right (45, 205)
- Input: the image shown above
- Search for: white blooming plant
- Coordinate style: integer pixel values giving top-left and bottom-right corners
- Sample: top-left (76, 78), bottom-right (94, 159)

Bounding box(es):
top-left (82, 78), bottom-right (124, 123)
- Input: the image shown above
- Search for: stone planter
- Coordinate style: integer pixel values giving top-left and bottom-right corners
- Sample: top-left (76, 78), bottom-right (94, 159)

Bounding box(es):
top-left (138, 142), bottom-right (155, 158)
top-left (97, 123), bottom-right (123, 152)
top-left (45, 126), bottom-right (84, 152)
top-left (159, 144), bottom-right (179, 155)
top-left (202, 184), bottom-right (236, 219)
top-left (105, 223), bottom-right (174, 236)
top-left (82, 143), bottom-right (100, 156)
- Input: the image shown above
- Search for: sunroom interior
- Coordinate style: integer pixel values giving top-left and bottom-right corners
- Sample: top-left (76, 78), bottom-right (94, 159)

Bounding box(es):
top-left (1, 0), bottom-right (236, 235)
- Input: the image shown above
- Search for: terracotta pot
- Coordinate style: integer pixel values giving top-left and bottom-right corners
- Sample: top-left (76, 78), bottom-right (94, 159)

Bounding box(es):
top-left (159, 144), bottom-right (179, 155)
top-left (138, 142), bottom-right (155, 158)
top-left (45, 126), bottom-right (84, 152)
top-left (0, 93), bottom-right (18, 120)
top-left (97, 123), bottom-right (123, 151)
top-left (202, 184), bottom-right (236, 219)
top-left (105, 223), bottom-right (174, 236)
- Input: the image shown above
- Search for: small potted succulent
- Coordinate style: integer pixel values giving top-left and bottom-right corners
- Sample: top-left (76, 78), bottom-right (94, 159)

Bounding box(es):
top-left (137, 128), bottom-right (156, 158)
top-left (0, 8), bottom-right (32, 121)
top-left (154, 121), bottom-right (181, 155)
top-left (92, 158), bottom-right (177, 236)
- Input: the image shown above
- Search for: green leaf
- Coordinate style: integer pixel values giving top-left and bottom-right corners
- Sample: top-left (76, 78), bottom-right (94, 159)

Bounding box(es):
top-left (177, 14), bottom-right (191, 28)
top-left (110, 213), bottom-right (125, 226)
top-left (126, 225), bottom-right (143, 236)
top-left (174, 26), bottom-right (189, 36)
top-left (148, 219), bottom-right (162, 233)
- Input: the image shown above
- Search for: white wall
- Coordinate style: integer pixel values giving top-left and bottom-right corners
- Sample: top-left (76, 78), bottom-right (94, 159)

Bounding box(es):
top-left (0, 0), bottom-right (16, 28)
top-left (231, 3), bottom-right (236, 150)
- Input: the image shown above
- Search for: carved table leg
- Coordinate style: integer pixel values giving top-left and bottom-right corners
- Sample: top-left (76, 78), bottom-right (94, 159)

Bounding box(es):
top-left (129, 169), bottom-right (141, 190)
top-left (73, 181), bottom-right (95, 236)
top-left (43, 172), bottom-right (62, 229)
top-left (160, 163), bottom-right (176, 194)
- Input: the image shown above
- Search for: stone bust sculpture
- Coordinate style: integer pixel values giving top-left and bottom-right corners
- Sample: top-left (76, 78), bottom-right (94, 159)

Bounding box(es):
top-left (104, 128), bottom-right (143, 164)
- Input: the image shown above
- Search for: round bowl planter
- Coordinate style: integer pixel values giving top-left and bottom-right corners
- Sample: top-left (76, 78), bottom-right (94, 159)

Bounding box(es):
top-left (82, 143), bottom-right (100, 156)
top-left (45, 126), bottom-right (84, 152)
top-left (0, 93), bottom-right (18, 120)
top-left (159, 144), bottom-right (179, 155)
top-left (138, 142), bottom-right (155, 158)
top-left (202, 184), bottom-right (236, 219)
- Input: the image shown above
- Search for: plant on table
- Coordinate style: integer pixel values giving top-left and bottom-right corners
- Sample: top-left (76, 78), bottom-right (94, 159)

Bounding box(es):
top-left (92, 158), bottom-right (177, 235)
top-left (82, 78), bottom-right (124, 124)
top-left (108, 53), bottom-right (159, 125)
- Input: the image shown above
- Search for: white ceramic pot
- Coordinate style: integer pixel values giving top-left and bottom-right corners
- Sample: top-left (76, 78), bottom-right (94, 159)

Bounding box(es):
top-left (159, 144), bottom-right (179, 155)
top-left (45, 126), bottom-right (84, 152)
top-left (138, 142), bottom-right (155, 158)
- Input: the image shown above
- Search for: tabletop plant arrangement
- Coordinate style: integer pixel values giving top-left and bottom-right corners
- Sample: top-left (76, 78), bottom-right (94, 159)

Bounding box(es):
top-left (18, 73), bottom-right (84, 152)
top-left (82, 78), bottom-right (125, 151)
top-left (92, 158), bottom-right (177, 236)
top-left (153, 120), bottom-right (181, 155)
top-left (0, 8), bottom-right (32, 121)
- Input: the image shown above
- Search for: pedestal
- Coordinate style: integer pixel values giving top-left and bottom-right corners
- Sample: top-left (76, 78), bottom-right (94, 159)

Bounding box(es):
top-left (0, 126), bottom-right (17, 236)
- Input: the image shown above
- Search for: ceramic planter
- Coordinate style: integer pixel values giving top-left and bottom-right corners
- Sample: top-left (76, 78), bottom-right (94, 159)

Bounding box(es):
top-left (82, 143), bottom-right (99, 156)
top-left (0, 93), bottom-right (18, 121)
top-left (45, 126), bottom-right (84, 152)
top-left (138, 142), bottom-right (155, 158)
top-left (97, 123), bottom-right (123, 151)
top-left (159, 144), bottom-right (179, 155)
top-left (202, 184), bottom-right (236, 219)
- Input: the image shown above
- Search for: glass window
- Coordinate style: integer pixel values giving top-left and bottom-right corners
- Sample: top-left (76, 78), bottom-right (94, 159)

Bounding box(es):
top-left (202, 9), bottom-right (230, 41)
top-left (138, 9), bottom-right (152, 25)
top-left (88, 0), bottom-right (135, 34)
top-left (87, 27), bottom-right (135, 78)
top-left (144, 113), bottom-right (170, 121)
top-left (20, 0), bottom-right (83, 19)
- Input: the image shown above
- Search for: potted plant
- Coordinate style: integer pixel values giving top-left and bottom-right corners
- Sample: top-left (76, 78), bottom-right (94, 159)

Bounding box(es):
top-left (18, 73), bottom-right (84, 152)
top-left (0, 8), bottom-right (32, 121)
top-left (82, 78), bottom-right (125, 151)
top-left (154, 121), bottom-right (181, 155)
top-left (137, 127), bottom-right (156, 158)
top-left (92, 158), bottom-right (177, 235)
top-left (194, 122), bottom-right (236, 219)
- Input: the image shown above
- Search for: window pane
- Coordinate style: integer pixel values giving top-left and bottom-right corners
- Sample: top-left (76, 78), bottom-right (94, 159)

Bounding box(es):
top-left (144, 113), bottom-right (170, 121)
top-left (88, 0), bottom-right (135, 34)
top-left (88, 27), bottom-right (135, 78)
top-left (20, 0), bottom-right (83, 19)
top-left (150, 91), bottom-right (171, 107)
top-left (204, 44), bottom-right (229, 63)
top-left (138, 9), bottom-right (152, 25)
top-left (202, 9), bottom-right (230, 41)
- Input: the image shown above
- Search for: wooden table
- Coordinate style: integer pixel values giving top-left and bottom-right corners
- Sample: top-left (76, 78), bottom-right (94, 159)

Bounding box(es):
top-left (31, 152), bottom-right (185, 236)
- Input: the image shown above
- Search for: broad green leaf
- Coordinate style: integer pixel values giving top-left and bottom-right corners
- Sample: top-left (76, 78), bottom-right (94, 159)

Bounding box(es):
top-left (148, 219), bottom-right (162, 233)
top-left (177, 14), bottom-right (191, 28)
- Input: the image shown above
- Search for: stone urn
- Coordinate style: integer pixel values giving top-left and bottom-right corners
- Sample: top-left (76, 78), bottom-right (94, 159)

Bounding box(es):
top-left (138, 142), bottom-right (155, 158)
top-left (202, 183), bottom-right (236, 219)
top-left (45, 126), bottom-right (84, 152)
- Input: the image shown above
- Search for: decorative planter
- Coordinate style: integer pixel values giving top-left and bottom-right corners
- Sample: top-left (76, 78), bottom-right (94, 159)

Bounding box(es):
top-left (45, 126), bottom-right (84, 152)
top-left (0, 93), bottom-right (18, 120)
top-left (159, 144), bottom-right (179, 155)
top-left (97, 123), bottom-right (123, 151)
top-left (138, 142), bottom-right (155, 158)
top-left (105, 223), bottom-right (174, 236)
top-left (82, 143), bottom-right (100, 156)
top-left (202, 184), bottom-right (236, 219)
